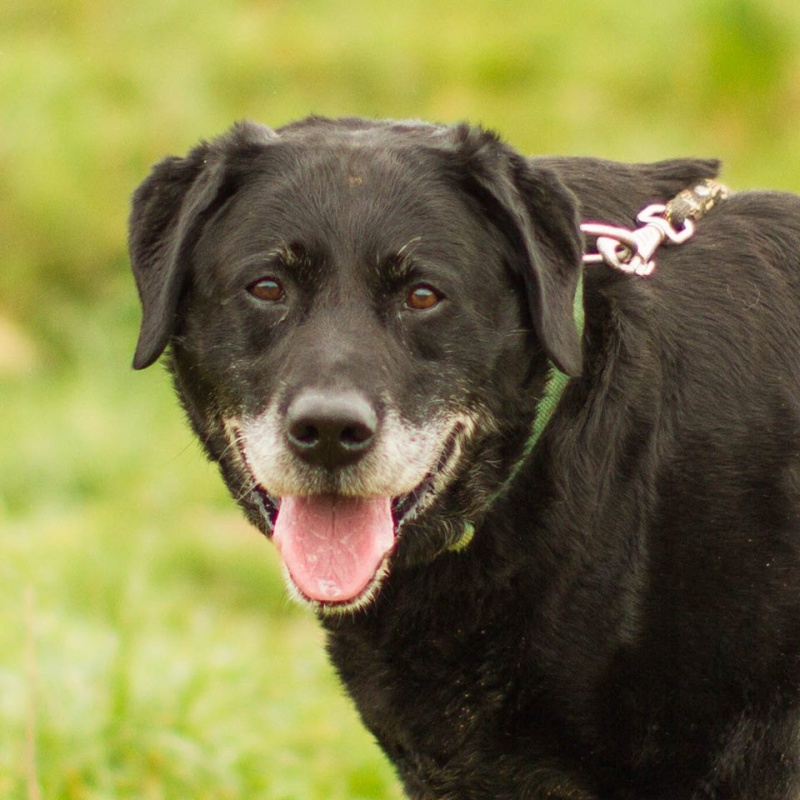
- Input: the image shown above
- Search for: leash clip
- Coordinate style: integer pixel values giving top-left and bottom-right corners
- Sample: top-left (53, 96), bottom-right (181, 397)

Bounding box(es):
top-left (581, 207), bottom-right (695, 276)
top-left (581, 179), bottom-right (728, 276)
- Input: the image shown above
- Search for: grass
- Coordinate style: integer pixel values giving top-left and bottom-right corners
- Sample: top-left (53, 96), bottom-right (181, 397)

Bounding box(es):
top-left (0, 299), bottom-right (402, 799)
top-left (3, 0), bottom-right (800, 796)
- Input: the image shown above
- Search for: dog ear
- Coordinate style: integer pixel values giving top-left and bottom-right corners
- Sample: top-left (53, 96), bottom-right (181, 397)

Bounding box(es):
top-left (128, 121), bottom-right (276, 369)
top-left (452, 128), bottom-right (584, 376)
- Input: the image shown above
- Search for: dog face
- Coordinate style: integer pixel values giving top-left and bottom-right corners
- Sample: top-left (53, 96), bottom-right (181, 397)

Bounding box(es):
top-left (129, 117), bottom-right (583, 612)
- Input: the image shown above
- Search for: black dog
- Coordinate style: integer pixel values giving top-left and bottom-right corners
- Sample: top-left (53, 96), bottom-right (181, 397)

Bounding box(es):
top-left (129, 116), bottom-right (800, 799)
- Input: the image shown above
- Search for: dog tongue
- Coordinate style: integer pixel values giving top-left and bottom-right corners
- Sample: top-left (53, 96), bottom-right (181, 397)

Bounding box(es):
top-left (272, 495), bottom-right (394, 603)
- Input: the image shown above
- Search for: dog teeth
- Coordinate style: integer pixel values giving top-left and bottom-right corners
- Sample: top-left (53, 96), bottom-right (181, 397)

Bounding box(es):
top-left (253, 485), bottom-right (278, 527)
top-left (391, 480), bottom-right (431, 526)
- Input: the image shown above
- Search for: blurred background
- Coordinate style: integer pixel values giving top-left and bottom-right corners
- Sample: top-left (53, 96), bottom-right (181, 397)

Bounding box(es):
top-left (3, 0), bottom-right (800, 797)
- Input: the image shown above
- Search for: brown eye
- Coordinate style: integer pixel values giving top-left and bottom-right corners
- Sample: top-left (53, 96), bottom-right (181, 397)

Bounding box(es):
top-left (248, 277), bottom-right (285, 302)
top-left (406, 283), bottom-right (443, 311)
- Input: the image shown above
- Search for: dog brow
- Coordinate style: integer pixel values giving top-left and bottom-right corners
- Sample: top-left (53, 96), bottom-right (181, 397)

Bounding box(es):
top-left (380, 236), bottom-right (424, 280)
top-left (396, 235), bottom-right (423, 258)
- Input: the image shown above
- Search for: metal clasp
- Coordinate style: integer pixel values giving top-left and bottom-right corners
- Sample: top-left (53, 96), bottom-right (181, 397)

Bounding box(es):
top-left (582, 204), bottom-right (696, 276)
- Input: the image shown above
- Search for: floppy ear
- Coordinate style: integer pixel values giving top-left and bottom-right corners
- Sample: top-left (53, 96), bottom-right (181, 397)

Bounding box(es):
top-left (128, 120), bottom-right (276, 369)
top-left (452, 128), bottom-right (584, 376)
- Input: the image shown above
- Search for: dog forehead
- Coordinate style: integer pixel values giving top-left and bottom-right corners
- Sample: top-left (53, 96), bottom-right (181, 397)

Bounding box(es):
top-left (211, 137), bottom-right (487, 262)
top-left (250, 134), bottom-right (452, 206)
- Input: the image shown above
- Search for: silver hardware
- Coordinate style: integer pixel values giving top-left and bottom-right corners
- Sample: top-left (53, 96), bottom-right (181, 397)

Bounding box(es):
top-left (582, 205), bottom-right (697, 276)
top-left (581, 180), bottom-right (728, 276)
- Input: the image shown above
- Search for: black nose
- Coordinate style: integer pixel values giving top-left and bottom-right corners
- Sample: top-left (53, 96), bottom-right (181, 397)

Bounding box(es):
top-left (285, 390), bottom-right (378, 469)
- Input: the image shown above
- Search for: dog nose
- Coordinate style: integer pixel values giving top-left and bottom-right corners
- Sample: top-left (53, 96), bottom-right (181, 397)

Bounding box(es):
top-left (285, 390), bottom-right (378, 469)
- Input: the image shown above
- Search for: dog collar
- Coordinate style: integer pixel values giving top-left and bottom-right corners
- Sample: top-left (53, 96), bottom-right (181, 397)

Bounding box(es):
top-left (531, 270), bottom-right (586, 444)
top-left (446, 281), bottom-right (584, 555)
top-left (505, 268), bottom-right (586, 484)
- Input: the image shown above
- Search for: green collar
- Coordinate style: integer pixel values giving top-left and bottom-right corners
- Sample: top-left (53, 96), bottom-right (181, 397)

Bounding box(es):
top-left (529, 270), bottom-right (585, 447)
top-left (446, 272), bottom-right (584, 553)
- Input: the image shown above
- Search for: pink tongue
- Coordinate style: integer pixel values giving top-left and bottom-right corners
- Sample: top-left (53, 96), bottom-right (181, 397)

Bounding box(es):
top-left (272, 495), bottom-right (395, 603)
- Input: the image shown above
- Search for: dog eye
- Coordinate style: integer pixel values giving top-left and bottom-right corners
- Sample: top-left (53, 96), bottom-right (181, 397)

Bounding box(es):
top-left (405, 283), bottom-right (444, 311)
top-left (248, 277), bottom-right (285, 303)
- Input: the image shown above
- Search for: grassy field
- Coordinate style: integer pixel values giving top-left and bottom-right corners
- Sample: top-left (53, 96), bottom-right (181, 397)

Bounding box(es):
top-left (1, 299), bottom-right (404, 799)
top-left (3, 0), bottom-right (800, 797)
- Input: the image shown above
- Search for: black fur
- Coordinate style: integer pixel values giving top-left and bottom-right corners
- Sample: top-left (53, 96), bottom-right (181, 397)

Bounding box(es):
top-left (129, 116), bottom-right (800, 799)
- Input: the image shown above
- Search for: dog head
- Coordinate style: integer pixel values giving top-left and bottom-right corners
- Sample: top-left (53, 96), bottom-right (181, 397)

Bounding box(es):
top-left (129, 117), bottom-right (583, 612)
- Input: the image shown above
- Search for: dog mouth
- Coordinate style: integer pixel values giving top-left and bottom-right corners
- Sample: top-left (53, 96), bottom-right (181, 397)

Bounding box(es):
top-left (236, 423), bottom-right (464, 612)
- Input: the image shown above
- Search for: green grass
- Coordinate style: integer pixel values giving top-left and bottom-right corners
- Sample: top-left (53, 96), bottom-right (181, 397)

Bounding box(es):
top-left (0, 302), bottom-right (402, 799)
top-left (3, 0), bottom-right (800, 796)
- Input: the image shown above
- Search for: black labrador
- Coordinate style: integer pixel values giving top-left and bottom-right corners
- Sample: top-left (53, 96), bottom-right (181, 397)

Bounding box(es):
top-left (129, 116), bottom-right (800, 799)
